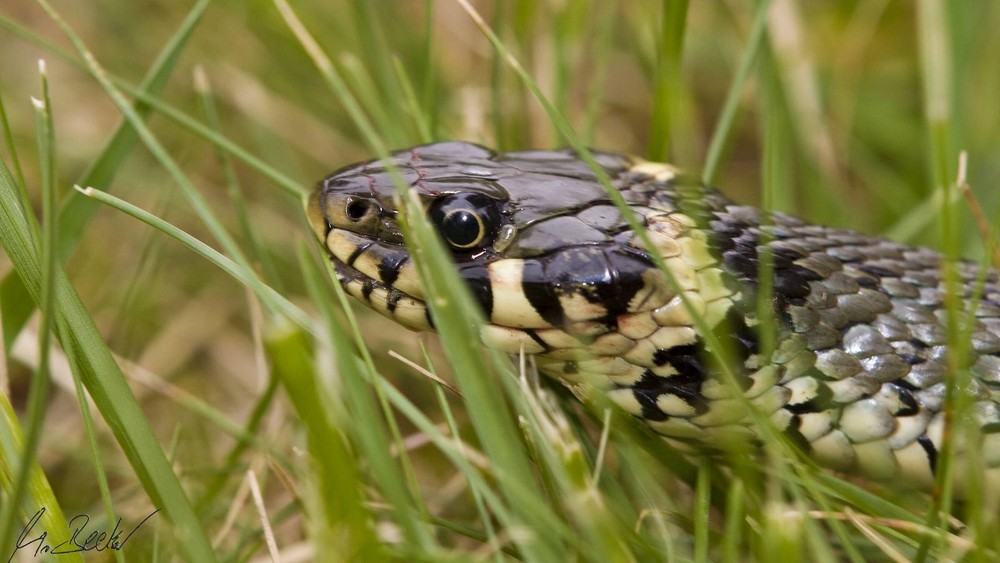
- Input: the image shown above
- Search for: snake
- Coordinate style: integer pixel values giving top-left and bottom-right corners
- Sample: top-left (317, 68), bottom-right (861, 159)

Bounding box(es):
top-left (308, 141), bottom-right (1000, 488)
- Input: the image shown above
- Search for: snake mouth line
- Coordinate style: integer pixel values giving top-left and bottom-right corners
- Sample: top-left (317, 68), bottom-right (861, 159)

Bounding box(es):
top-left (325, 251), bottom-right (434, 331)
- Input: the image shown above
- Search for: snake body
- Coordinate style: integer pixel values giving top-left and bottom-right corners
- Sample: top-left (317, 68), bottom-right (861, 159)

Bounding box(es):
top-left (309, 141), bottom-right (1000, 487)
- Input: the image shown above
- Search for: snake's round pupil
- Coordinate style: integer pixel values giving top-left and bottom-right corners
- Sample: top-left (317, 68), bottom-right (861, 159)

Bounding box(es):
top-left (430, 193), bottom-right (500, 251)
top-left (442, 209), bottom-right (484, 248)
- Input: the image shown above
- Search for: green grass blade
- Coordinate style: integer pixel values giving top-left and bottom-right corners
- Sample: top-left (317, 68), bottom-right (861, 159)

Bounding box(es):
top-left (300, 246), bottom-right (437, 551)
top-left (193, 66), bottom-right (285, 292)
top-left (0, 74), bottom-right (83, 562)
top-left (0, 91), bottom-right (26, 190)
top-left (392, 56), bottom-right (433, 144)
top-left (0, 63), bottom-right (58, 553)
top-left (397, 190), bottom-right (571, 560)
top-left (69, 351), bottom-right (125, 563)
top-left (647, 0), bottom-right (689, 162)
top-left (265, 318), bottom-right (382, 561)
top-left (74, 186), bottom-right (311, 330)
top-left (702, 0), bottom-right (771, 184)
top-left (420, 0), bottom-right (438, 138)
top-left (915, 0), bottom-right (963, 559)
top-left (33, 0), bottom-right (259, 293)
top-left (0, 15), bottom-right (305, 200)
top-left (0, 392), bottom-right (83, 563)
top-left (268, 7), bottom-right (576, 554)
top-left (0, 123), bottom-right (216, 563)
top-left (0, 0), bottom-right (210, 352)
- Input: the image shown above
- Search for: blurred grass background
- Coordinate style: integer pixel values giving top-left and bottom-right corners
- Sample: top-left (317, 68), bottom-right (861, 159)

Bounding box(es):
top-left (1, 0), bottom-right (999, 561)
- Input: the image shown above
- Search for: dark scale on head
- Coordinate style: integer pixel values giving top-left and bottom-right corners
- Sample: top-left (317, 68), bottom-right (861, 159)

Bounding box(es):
top-left (459, 264), bottom-right (495, 319)
top-left (520, 259), bottom-right (565, 327)
top-left (570, 247), bottom-right (651, 319)
top-left (523, 245), bottom-right (652, 331)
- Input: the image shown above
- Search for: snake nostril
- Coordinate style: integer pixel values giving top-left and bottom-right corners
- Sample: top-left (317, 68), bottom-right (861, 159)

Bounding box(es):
top-left (345, 198), bottom-right (373, 221)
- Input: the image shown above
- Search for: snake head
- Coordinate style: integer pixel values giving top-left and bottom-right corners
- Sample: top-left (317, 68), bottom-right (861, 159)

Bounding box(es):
top-left (309, 142), bottom-right (512, 330)
top-left (310, 142), bottom-right (695, 350)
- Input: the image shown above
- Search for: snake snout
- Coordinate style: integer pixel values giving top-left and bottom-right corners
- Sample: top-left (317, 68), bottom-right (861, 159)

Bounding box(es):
top-left (344, 196), bottom-right (380, 223)
top-left (316, 190), bottom-right (385, 237)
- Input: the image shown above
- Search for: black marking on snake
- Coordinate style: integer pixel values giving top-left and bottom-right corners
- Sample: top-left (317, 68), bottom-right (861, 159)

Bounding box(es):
top-left (718, 309), bottom-right (759, 358)
top-left (890, 384), bottom-right (920, 416)
top-left (361, 279), bottom-right (375, 301)
top-left (770, 247), bottom-right (806, 276)
top-left (655, 343), bottom-right (718, 393)
top-left (918, 435), bottom-right (938, 474)
top-left (712, 216), bottom-right (814, 314)
top-left (632, 369), bottom-right (708, 421)
top-left (782, 413), bottom-right (812, 451)
top-left (854, 275), bottom-right (880, 289)
top-left (525, 330), bottom-right (552, 352)
top-left (347, 241), bottom-right (374, 268)
top-left (668, 346), bottom-right (703, 378)
top-left (898, 353), bottom-right (925, 365)
top-left (386, 289), bottom-right (404, 313)
top-left (377, 253), bottom-right (408, 287)
top-left (542, 246), bottom-right (648, 322)
top-left (607, 247), bottom-right (658, 314)
top-left (651, 348), bottom-right (672, 367)
top-left (521, 259), bottom-right (564, 327)
top-left (461, 265), bottom-right (495, 318)
top-left (773, 267), bottom-right (815, 299)
top-left (784, 378), bottom-right (834, 414)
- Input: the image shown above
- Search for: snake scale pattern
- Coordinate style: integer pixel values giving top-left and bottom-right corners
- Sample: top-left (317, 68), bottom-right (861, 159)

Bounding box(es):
top-left (309, 141), bottom-right (1000, 488)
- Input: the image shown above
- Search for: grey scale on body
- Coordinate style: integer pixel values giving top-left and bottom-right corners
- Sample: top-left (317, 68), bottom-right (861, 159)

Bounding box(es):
top-left (309, 141), bottom-right (1000, 488)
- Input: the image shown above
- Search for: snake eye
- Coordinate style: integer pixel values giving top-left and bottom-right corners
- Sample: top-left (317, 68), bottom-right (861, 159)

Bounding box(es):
top-left (441, 209), bottom-right (484, 248)
top-left (430, 193), bottom-right (500, 251)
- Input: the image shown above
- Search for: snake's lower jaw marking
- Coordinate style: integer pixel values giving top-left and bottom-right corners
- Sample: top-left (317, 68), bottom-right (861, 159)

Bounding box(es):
top-left (312, 141), bottom-right (1000, 490)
